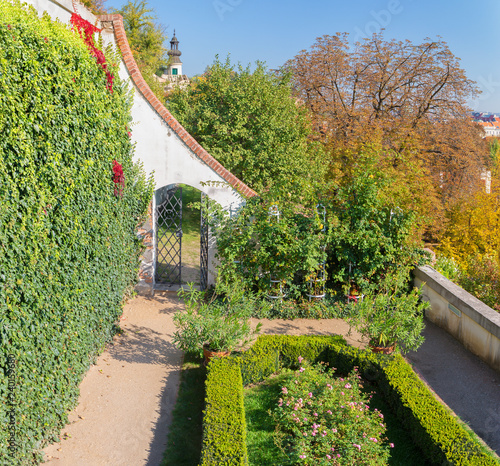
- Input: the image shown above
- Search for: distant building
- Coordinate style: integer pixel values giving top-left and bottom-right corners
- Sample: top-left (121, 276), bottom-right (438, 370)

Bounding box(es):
top-left (472, 112), bottom-right (500, 137)
top-left (156, 30), bottom-right (190, 92)
top-left (481, 170), bottom-right (492, 194)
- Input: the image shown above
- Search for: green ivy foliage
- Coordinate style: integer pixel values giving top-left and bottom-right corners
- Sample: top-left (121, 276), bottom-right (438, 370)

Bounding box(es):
top-left (0, 2), bottom-right (152, 463)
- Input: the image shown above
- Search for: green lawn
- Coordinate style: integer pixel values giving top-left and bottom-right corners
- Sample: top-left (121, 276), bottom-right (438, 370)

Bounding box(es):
top-left (180, 184), bottom-right (201, 285)
top-left (244, 373), bottom-right (290, 465)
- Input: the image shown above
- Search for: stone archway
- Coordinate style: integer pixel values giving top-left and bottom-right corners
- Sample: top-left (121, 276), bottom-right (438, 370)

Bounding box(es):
top-left (137, 180), bottom-right (239, 295)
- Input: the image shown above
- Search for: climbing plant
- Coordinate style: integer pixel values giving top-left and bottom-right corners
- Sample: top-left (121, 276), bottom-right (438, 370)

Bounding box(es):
top-left (0, 1), bottom-right (152, 463)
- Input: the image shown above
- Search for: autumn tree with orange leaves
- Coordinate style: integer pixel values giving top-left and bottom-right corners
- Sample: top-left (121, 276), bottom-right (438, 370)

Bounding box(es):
top-left (286, 33), bottom-right (488, 237)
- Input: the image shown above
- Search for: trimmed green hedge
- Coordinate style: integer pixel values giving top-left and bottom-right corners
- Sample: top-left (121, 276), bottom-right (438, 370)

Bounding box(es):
top-left (202, 358), bottom-right (248, 466)
top-left (202, 336), bottom-right (499, 466)
top-left (0, 1), bottom-right (152, 463)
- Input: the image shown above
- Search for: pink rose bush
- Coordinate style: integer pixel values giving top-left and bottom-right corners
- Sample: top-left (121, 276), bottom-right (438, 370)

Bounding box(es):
top-left (271, 357), bottom-right (391, 465)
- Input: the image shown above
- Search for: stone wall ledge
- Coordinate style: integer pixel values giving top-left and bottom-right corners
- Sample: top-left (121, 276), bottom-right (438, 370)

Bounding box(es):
top-left (414, 265), bottom-right (500, 372)
top-left (414, 265), bottom-right (500, 339)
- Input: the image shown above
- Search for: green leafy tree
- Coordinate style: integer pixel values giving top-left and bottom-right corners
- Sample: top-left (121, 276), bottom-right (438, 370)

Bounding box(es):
top-left (167, 57), bottom-right (327, 196)
top-left (80, 0), bottom-right (107, 14)
top-left (112, 0), bottom-right (167, 96)
top-left (490, 138), bottom-right (499, 167)
top-left (326, 149), bottom-right (425, 295)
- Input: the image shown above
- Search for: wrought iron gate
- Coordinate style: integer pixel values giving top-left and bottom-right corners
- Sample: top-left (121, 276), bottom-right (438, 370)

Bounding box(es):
top-left (155, 185), bottom-right (182, 285)
top-left (200, 192), bottom-right (209, 290)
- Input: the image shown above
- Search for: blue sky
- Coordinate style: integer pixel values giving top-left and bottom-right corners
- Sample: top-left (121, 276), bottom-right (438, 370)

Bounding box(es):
top-left (106, 0), bottom-right (500, 112)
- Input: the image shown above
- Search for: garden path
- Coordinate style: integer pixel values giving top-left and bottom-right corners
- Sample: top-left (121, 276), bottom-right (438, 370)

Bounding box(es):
top-left (43, 294), bottom-right (184, 465)
top-left (407, 320), bottom-right (500, 455)
top-left (42, 294), bottom-right (364, 465)
top-left (42, 294), bottom-right (500, 464)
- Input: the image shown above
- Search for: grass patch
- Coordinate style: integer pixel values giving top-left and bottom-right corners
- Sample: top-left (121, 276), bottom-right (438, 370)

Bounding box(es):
top-left (244, 374), bottom-right (289, 465)
top-left (366, 383), bottom-right (431, 466)
top-left (244, 369), bottom-right (431, 466)
top-left (162, 353), bottom-right (205, 466)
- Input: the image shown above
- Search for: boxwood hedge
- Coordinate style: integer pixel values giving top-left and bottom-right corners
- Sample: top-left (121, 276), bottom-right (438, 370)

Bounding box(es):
top-left (203, 336), bottom-right (500, 465)
top-left (0, 1), bottom-right (152, 463)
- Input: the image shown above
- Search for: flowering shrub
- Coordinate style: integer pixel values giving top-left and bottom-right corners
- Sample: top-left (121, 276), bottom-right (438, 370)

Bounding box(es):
top-left (271, 358), bottom-right (391, 465)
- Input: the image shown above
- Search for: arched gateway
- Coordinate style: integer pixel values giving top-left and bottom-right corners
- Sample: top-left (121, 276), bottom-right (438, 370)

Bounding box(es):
top-left (23, 0), bottom-right (256, 295)
top-left (97, 15), bottom-right (257, 295)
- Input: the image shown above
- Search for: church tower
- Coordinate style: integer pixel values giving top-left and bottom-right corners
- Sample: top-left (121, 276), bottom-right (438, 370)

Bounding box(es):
top-left (167, 30), bottom-right (183, 77)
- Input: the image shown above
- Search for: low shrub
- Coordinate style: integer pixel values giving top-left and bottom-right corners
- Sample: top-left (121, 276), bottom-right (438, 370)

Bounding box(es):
top-left (435, 254), bottom-right (500, 312)
top-left (201, 358), bottom-right (247, 466)
top-left (173, 285), bottom-right (261, 357)
top-left (271, 359), bottom-right (391, 465)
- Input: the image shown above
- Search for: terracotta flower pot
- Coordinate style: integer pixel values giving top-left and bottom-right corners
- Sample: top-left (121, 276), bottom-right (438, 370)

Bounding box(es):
top-left (369, 341), bottom-right (396, 355)
top-left (203, 346), bottom-right (231, 365)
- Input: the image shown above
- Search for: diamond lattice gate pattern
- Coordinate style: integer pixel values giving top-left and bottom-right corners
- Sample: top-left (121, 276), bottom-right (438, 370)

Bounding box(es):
top-left (155, 186), bottom-right (183, 285)
top-left (200, 192), bottom-right (209, 290)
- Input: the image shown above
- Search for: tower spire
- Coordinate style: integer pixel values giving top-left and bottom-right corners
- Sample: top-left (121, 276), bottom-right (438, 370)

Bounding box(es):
top-left (166, 29), bottom-right (183, 78)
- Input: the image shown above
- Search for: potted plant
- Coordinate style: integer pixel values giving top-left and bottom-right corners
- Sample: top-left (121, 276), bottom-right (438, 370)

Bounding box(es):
top-left (348, 284), bottom-right (429, 354)
top-left (173, 284), bottom-right (261, 364)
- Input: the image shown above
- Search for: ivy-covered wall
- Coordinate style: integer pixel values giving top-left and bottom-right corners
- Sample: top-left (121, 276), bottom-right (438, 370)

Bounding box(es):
top-left (0, 1), bottom-right (152, 463)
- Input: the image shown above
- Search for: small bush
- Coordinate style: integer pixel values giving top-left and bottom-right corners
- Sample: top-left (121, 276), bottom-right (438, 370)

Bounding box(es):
top-left (271, 359), bottom-right (391, 465)
top-left (435, 253), bottom-right (500, 312)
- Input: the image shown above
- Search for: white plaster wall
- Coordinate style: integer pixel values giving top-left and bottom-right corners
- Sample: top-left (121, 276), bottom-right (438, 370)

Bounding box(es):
top-left (24, 0), bottom-right (95, 24)
top-left (128, 89), bottom-right (243, 209)
top-left (126, 77), bottom-right (245, 288)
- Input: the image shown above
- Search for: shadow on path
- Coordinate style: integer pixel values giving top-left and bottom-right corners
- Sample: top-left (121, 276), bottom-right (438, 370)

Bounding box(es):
top-left (406, 319), bottom-right (500, 454)
top-left (110, 324), bottom-right (178, 366)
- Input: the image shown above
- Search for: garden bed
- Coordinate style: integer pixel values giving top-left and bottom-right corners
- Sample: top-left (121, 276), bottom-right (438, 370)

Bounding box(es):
top-left (201, 335), bottom-right (499, 465)
top-left (244, 369), bottom-right (430, 465)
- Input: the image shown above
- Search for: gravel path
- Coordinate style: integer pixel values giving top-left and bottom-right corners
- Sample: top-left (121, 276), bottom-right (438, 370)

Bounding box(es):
top-left (43, 295), bottom-right (184, 465)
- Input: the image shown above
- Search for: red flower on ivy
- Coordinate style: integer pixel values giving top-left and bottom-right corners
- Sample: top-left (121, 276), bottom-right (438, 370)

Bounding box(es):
top-left (112, 160), bottom-right (125, 198)
top-left (70, 13), bottom-right (114, 94)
